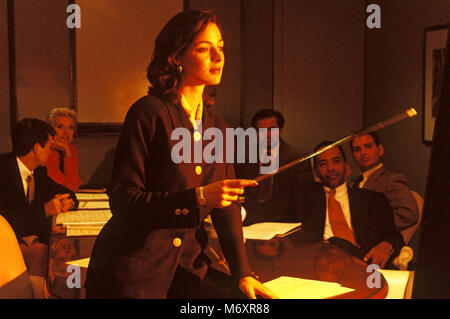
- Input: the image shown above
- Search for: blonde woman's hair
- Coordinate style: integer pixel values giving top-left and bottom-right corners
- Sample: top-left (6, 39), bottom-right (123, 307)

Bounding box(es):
top-left (47, 107), bottom-right (78, 127)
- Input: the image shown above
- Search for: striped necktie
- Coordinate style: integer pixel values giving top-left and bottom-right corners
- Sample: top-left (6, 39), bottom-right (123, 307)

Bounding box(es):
top-left (328, 189), bottom-right (356, 245)
top-left (26, 173), bottom-right (35, 205)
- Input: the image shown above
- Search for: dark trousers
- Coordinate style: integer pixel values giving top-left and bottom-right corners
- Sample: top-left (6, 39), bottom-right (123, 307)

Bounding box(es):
top-left (166, 266), bottom-right (247, 299)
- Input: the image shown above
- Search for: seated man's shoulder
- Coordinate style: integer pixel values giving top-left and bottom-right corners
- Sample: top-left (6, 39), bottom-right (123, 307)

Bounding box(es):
top-left (0, 153), bottom-right (16, 174)
top-left (379, 168), bottom-right (411, 189)
top-left (0, 152), bottom-right (13, 162)
top-left (378, 167), bottom-right (408, 181)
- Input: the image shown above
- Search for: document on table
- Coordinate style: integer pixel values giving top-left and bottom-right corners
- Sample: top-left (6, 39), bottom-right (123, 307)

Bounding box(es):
top-left (66, 257), bottom-right (91, 268)
top-left (242, 222), bottom-right (302, 240)
top-left (66, 225), bottom-right (105, 237)
top-left (55, 209), bottom-right (112, 226)
top-left (76, 192), bottom-right (109, 201)
top-left (378, 269), bottom-right (411, 299)
top-left (77, 200), bottom-right (110, 210)
top-left (263, 276), bottom-right (355, 299)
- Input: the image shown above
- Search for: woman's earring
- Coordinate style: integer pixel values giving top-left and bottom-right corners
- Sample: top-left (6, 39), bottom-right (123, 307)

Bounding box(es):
top-left (177, 65), bottom-right (183, 73)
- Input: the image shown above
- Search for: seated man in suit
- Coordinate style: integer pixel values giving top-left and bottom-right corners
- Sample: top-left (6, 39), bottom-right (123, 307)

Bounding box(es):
top-left (350, 132), bottom-right (419, 237)
top-left (0, 118), bottom-right (78, 275)
top-left (235, 109), bottom-right (314, 225)
top-left (292, 141), bottom-right (404, 268)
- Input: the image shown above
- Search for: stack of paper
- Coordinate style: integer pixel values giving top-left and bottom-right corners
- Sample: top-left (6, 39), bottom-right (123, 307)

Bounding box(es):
top-left (66, 257), bottom-right (91, 268)
top-left (264, 276), bottom-right (355, 299)
top-left (77, 200), bottom-right (110, 210)
top-left (242, 222), bottom-right (302, 240)
top-left (75, 192), bottom-right (109, 201)
top-left (56, 192), bottom-right (112, 236)
top-left (56, 210), bottom-right (112, 236)
top-left (56, 209), bottom-right (112, 226)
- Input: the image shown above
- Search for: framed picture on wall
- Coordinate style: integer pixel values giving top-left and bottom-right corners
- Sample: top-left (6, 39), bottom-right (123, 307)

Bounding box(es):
top-left (423, 25), bottom-right (448, 143)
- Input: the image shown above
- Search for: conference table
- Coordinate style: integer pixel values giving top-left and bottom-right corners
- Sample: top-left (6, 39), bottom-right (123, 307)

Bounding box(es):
top-left (45, 209), bottom-right (388, 299)
top-left (243, 237), bottom-right (388, 299)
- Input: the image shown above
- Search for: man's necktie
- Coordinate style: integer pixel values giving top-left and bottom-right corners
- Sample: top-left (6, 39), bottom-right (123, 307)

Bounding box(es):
top-left (328, 189), bottom-right (356, 245)
top-left (355, 175), bottom-right (365, 188)
top-left (26, 174), bottom-right (35, 205)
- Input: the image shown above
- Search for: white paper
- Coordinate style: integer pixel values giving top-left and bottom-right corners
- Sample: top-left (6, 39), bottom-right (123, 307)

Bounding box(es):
top-left (264, 276), bottom-right (355, 299)
top-left (66, 226), bottom-right (104, 237)
top-left (66, 257), bottom-right (91, 268)
top-left (378, 270), bottom-right (411, 299)
top-left (77, 200), bottom-right (110, 210)
top-left (56, 209), bottom-right (112, 226)
top-left (242, 222), bottom-right (302, 240)
top-left (76, 192), bottom-right (109, 201)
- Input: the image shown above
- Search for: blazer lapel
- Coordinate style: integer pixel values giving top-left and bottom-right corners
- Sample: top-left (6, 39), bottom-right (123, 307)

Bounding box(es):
top-left (347, 186), bottom-right (366, 244)
top-left (7, 154), bottom-right (28, 208)
top-left (310, 183), bottom-right (327, 238)
top-left (364, 166), bottom-right (386, 189)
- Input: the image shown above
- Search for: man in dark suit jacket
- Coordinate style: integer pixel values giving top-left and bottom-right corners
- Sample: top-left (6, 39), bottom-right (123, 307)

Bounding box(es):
top-left (292, 141), bottom-right (404, 268)
top-left (350, 132), bottom-right (419, 241)
top-left (235, 109), bottom-right (314, 225)
top-left (0, 119), bottom-right (77, 246)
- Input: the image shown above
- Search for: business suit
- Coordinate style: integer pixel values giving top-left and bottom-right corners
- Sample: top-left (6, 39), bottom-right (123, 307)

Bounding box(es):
top-left (86, 93), bottom-right (252, 299)
top-left (0, 153), bottom-right (78, 244)
top-left (354, 166), bottom-right (419, 233)
top-left (235, 140), bottom-right (314, 225)
top-left (292, 182), bottom-right (404, 257)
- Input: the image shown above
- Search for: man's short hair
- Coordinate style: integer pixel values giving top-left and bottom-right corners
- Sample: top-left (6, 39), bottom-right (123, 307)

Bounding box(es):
top-left (350, 132), bottom-right (381, 150)
top-left (11, 118), bottom-right (56, 156)
top-left (313, 141), bottom-right (347, 165)
top-left (251, 109), bottom-right (285, 129)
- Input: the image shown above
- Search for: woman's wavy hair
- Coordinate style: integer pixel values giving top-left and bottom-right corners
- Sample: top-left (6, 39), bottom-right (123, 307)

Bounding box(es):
top-left (146, 9), bottom-right (223, 107)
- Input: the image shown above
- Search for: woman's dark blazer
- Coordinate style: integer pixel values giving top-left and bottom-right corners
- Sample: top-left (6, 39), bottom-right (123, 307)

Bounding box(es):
top-left (86, 93), bottom-right (252, 298)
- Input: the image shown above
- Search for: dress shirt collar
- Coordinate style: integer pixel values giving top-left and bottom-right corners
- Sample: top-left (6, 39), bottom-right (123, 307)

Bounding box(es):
top-left (362, 163), bottom-right (383, 183)
top-left (180, 93), bottom-right (203, 129)
top-left (16, 156), bottom-right (33, 177)
top-left (323, 182), bottom-right (348, 197)
top-left (16, 157), bottom-right (33, 197)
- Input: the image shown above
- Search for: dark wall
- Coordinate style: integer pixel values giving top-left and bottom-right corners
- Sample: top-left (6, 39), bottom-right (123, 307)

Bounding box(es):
top-left (364, 0), bottom-right (450, 196)
top-left (273, 0), bottom-right (365, 160)
top-left (0, 0), bottom-right (11, 153)
top-left (14, 0), bottom-right (71, 120)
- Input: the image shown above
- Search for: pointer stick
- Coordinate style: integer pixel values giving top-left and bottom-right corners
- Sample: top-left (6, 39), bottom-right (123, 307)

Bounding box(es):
top-left (254, 108), bottom-right (418, 183)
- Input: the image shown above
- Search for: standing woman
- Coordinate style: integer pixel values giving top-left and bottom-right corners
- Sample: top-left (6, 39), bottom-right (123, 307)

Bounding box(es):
top-left (86, 9), bottom-right (276, 299)
top-left (46, 107), bottom-right (81, 192)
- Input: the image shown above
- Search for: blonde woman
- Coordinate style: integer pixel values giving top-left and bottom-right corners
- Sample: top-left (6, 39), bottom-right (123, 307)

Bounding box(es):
top-left (46, 107), bottom-right (80, 192)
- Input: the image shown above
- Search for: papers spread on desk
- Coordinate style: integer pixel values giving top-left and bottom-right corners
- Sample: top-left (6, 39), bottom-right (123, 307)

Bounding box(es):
top-left (242, 222), bottom-right (302, 240)
top-left (77, 188), bottom-right (107, 193)
top-left (264, 276), bottom-right (355, 299)
top-left (56, 209), bottom-right (112, 236)
top-left (66, 257), bottom-right (91, 268)
top-left (55, 209), bottom-right (112, 226)
top-left (76, 192), bottom-right (109, 201)
top-left (378, 270), bottom-right (411, 299)
top-left (66, 225), bottom-right (105, 237)
top-left (77, 200), bottom-right (110, 210)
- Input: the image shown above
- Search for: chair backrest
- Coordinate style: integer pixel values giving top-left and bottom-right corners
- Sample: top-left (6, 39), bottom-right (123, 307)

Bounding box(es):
top-left (401, 190), bottom-right (424, 245)
top-left (0, 215), bottom-right (32, 298)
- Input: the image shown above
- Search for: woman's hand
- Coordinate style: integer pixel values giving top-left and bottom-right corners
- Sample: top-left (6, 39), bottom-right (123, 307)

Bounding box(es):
top-left (52, 140), bottom-right (72, 157)
top-left (239, 276), bottom-right (279, 299)
top-left (202, 179), bottom-right (258, 208)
